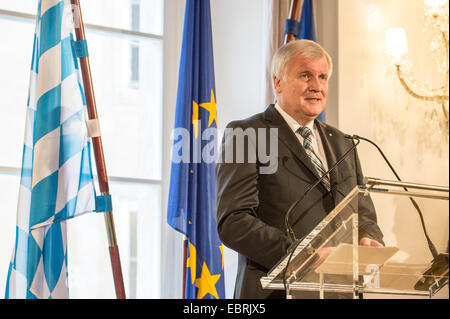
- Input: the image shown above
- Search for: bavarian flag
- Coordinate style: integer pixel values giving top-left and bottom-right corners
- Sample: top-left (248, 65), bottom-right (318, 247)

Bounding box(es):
top-left (167, 0), bottom-right (225, 299)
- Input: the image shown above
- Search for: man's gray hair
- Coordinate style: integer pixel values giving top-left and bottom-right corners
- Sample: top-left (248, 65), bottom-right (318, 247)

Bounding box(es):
top-left (271, 39), bottom-right (333, 86)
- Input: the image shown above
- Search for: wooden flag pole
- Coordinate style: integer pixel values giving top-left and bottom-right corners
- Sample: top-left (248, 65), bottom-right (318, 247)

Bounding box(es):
top-left (70, 0), bottom-right (126, 299)
top-left (284, 0), bottom-right (301, 44)
top-left (182, 235), bottom-right (188, 299)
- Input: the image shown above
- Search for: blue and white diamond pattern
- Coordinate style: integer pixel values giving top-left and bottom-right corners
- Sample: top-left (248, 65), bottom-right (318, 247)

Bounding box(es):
top-left (5, 0), bottom-right (96, 299)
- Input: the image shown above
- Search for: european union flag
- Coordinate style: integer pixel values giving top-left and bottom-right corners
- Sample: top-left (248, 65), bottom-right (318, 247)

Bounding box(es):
top-left (299, 0), bottom-right (326, 122)
top-left (167, 0), bottom-right (225, 299)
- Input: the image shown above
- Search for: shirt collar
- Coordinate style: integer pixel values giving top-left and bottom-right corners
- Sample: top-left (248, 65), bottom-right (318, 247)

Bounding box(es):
top-left (274, 103), bottom-right (316, 137)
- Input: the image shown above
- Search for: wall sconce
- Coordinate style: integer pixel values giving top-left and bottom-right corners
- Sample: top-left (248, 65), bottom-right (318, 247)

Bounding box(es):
top-left (385, 0), bottom-right (449, 132)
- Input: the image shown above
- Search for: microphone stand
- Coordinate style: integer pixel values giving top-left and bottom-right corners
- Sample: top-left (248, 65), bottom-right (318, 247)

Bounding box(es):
top-left (284, 136), bottom-right (360, 242)
top-left (353, 135), bottom-right (440, 259)
top-left (283, 133), bottom-right (449, 296)
top-left (283, 136), bottom-right (361, 293)
top-left (353, 135), bottom-right (449, 292)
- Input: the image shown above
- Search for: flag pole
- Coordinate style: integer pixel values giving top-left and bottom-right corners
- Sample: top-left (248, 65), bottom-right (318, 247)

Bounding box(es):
top-left (70, 0), bottom-right (126, 299)
top-left (285, 0), bottom-right (301, 44)
top-left (182, 235), bottom-right (188, 299)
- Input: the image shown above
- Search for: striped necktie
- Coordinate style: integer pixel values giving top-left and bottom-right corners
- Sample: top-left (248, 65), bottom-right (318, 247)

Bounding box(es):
top-left (297, 126), bottom-right (331, 191)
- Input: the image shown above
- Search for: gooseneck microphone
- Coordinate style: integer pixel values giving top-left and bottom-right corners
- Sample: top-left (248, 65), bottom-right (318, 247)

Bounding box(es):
top-left (283, 132), bottom-right (445, 294)
top-left (349, 134), bottom-right (448, 292)
top-left (284, 135), bottom-right (360, 243)
top-left (351, 135), bottom-right (439, 261)
top-left (282, 134), bottom-right (360, 293)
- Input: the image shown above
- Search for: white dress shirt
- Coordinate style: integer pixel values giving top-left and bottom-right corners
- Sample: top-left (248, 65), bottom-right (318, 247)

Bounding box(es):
top-left (274, 103), bottom-right (329, 171)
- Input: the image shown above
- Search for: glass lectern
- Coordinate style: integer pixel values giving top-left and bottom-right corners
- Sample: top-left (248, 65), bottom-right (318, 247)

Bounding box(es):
top-left (260, 178), bottom-right (449, 299)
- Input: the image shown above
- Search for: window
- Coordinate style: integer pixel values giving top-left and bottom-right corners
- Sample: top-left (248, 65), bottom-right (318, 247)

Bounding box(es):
top-left (131, 0), bottom-right (140, 31)
top-left (130, 1), bottom-right (141, 88)
top-left (0, 0), bottom-right (164, 298)
top-left (129, 209), bottom-right (138, 299)
top-left (130, 42), bottom-right (140, 86)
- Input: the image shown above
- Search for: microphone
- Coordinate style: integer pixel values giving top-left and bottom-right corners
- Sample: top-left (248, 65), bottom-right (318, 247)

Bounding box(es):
top-left (284, 135), bottom-right (360, 243)
top-left (352, 134), bottom-right (439, 260)
top-left (282, 134), bottom-right (360, 294)
top-left (351, 134), bottom-right (448, 292)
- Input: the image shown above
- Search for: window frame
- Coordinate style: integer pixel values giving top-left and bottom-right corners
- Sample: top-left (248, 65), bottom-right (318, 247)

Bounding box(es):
top-left (0, 3), bottom-right (165, 298)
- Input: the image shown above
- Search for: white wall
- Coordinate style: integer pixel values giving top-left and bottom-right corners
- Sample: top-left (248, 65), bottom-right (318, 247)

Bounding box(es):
top-left (212, 0), bottom-right (266, 128)
top-left (337, 0), bottom-right (448, 297)
top-left (211, 0), bottom-right (265, 299)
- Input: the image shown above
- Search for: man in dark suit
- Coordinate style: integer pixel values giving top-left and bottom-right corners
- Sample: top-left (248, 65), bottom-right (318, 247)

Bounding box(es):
top-left (215, 40), bottom-right (384, 299)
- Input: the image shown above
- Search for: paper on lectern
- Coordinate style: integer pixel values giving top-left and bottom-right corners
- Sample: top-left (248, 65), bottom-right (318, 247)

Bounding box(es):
top-left (314, 243), bottom-right (399, 275)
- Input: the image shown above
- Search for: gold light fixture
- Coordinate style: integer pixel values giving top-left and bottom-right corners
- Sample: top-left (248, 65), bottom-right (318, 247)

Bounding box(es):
top-left (385, 0), bottom-right (449, 132)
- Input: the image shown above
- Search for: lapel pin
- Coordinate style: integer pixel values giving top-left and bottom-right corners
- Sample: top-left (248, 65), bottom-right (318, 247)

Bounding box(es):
top-left (329, 133), bottom-right (332, 137)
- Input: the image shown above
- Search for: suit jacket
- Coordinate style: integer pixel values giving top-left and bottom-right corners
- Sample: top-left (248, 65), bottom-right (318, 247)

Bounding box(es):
top-left (216, 105), bottom-right (384, 299)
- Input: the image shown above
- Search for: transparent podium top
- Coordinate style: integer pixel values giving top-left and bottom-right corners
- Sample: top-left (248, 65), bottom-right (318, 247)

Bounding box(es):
top-left (260, 181), bottom-right (449, 299)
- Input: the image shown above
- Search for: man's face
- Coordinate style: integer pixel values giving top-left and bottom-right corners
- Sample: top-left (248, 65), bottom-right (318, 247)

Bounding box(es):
top-left (274, 53), bottom-right (329, 125)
